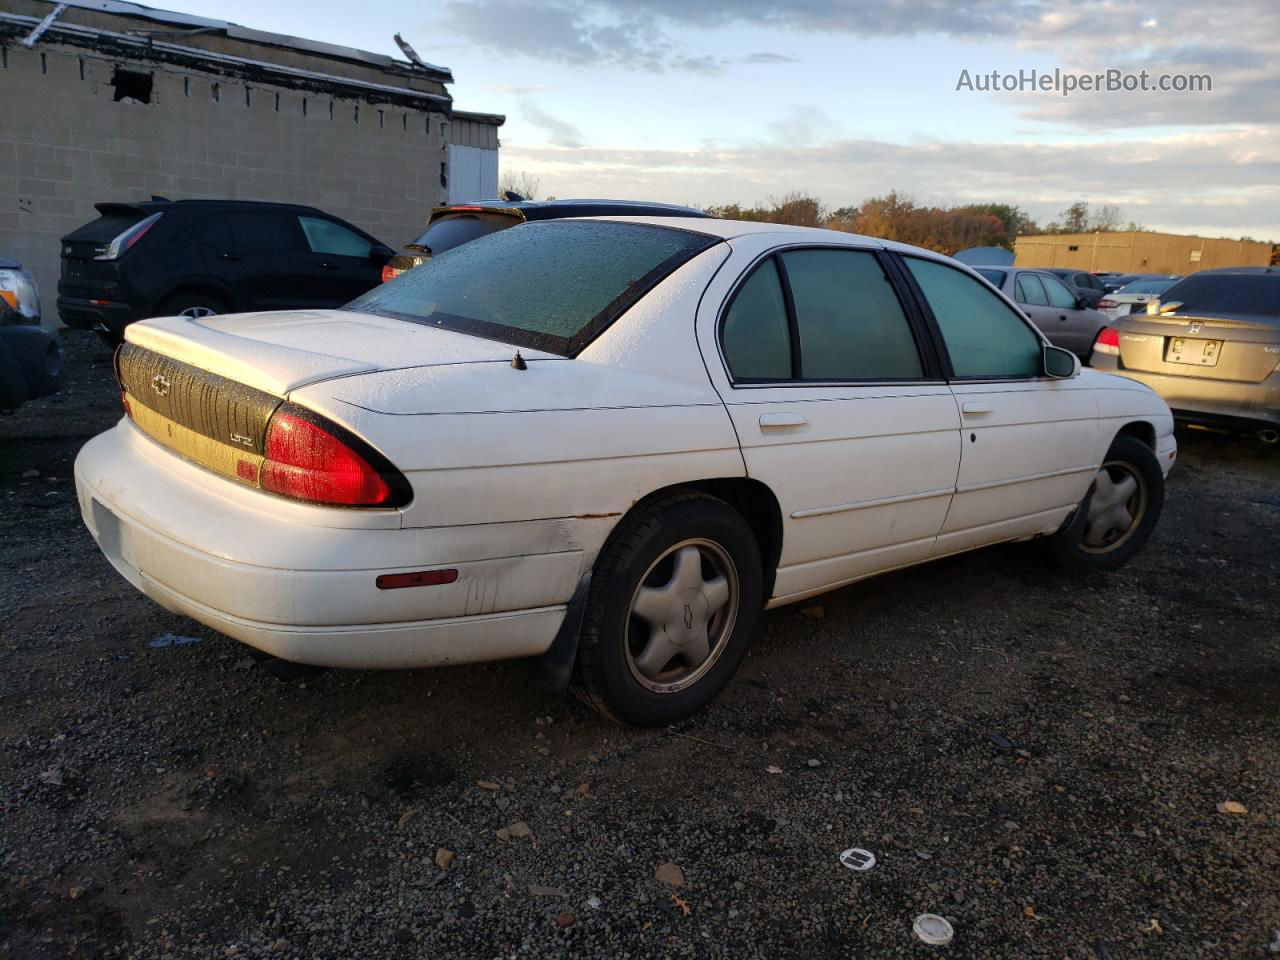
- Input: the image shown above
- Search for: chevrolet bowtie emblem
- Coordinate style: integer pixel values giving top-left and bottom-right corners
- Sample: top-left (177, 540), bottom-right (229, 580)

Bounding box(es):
top-left (683, 604), bottom-right (694, 629)
top-left (151, 373), bottom-right (171, 397)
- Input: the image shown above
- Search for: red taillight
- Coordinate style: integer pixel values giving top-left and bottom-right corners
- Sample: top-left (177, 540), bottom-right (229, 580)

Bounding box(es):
top-left (380, 264), bottom-right (400, 283)
top-left (259, 407), bottom-right (399, 507)
top-left (1093, 327), bottom-right (1120, 356)
top-left (1097, 298), bottom-right (1117, 309)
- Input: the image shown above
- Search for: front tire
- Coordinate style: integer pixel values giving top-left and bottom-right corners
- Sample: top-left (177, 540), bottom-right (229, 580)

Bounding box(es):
top-left (1045, 434), bottom-right (1164, 571)
top-left (572, 493), bottom-right (763, 726)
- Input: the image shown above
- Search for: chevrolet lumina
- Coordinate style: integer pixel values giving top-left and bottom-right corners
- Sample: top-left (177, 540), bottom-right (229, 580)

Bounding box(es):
top-left (74, 218), bottom-right (1177, 726)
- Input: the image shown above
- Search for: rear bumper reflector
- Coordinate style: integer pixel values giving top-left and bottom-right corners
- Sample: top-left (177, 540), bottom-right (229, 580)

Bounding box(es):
top-left (376, 569), bottom-right (459, 590)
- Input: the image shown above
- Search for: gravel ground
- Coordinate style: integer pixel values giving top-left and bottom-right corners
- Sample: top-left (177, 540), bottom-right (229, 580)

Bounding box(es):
top-left (2, 333), bottom-right (1278, 959)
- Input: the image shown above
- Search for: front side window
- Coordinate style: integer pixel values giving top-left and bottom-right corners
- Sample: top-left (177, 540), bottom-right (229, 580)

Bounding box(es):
top-left (1041, 274), bottom-right (1079, 309)
top-left (300, 217), bottom-right (373, 258)
top-left (1015, 274), bottom-right (1048, 306)
top-left (781, 249), bottom-right (922, 380)
top-left (905, 256), bottom-right (1043, 379)
top-left (346, 220), bottom-right (718, 355)
top-left (721, 258), bottom-right (792, 380)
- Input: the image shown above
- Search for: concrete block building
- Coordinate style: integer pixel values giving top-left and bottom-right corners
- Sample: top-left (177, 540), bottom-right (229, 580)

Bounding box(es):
top-left (0, 0), bottom-right (503, 315)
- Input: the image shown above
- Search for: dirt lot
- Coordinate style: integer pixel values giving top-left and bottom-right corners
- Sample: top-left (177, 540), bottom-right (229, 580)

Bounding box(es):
top-left (2, 333), bottom-right (1278, 959)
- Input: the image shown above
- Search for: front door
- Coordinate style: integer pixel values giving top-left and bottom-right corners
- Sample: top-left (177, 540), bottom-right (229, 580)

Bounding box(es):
top-left (699, 240), bottom-right (962, 605)
top-left (899, 256), bottom-right (1099, 556)
top-left (297, 216), bottom-right (383, 305)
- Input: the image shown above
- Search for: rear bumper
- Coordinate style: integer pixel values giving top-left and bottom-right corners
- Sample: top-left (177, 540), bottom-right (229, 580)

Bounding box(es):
top-left (1091, 358), bottom-right (1280, 431)
top-left (74, 421), bottom-right (579, 668)
top-left (57, 295), bottom-right (137, 333)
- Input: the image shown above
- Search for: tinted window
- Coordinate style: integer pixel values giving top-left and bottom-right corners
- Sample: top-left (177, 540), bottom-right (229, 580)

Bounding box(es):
top-left (300, 217), bottom-right (372, 257)
top-left (346, 220), bottom-right (718, 355)
top-left (64, 211), bottom-right (146, 243)
top-left (413, 214), bottom-right (518, 254)
top-left (782, 249), bottom-right (922, 380)
top-left (722, 259), bottom-right (791, 380)
top-left (905, 257), bottom-right (1043, 378)
top-left (1041, 274), bottom-right (1079, 309)
top-left (974, 268), bottom-right (1007, 286)
top-left (1016, 274), bottom-right (1048, 305)
top-left (1160, 273), bottom-right (1280, 321)
top-left (1119, 278), bottom-right (1176, 294)
top-left (196, 218), bottom-right (233, 249)
top-left (227, 213), bottom-right (301, 251)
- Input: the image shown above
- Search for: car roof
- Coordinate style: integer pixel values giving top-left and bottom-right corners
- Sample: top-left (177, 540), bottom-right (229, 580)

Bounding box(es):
top-left (95, 198), bottom-right (329, 216)
top-left (1189, 266), bottom-right (1279, 276)
top-left (448, 198), bottom-right (709, 220)
top-left (582, 216), bottom-right (964, 263)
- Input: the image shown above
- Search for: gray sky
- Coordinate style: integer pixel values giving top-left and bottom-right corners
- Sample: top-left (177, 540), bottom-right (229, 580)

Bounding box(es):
top-left (158, 0), bottom-right (1279, 239)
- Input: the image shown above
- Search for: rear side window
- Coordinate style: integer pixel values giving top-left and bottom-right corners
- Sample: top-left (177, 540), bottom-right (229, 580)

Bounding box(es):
top-left (1041, 274), bottom-right (1079, 309)
top-left (227, 213), bottom-right (301, 251)
top-left (346, 220), bottom-right (718, 355)
top-left (1120, 278), bottom-right (1176, 295)
top-left (722, 259), bottom-right (792, 380)
top-left (1161, 274), bottom-right (1280, 321)
top-left (782, 249), bottom-right (922, 380)
top-left (905, 257), bottom-right (1043, 379)
top-left (1016, 274), bottom-right (1048, 305)
top-left (974, 269), bottom-right (1006, 286)
top-left (299, 217), bottom-right (372, 258)
top-left (64, 211), bottom-right (145, 243)
top-left (413, 213), bottom-right (519, 255)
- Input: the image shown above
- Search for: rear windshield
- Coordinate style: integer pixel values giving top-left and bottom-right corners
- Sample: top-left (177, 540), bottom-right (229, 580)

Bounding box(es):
top-left (346, 219), bottom-right (719, 355)
top-left (1162, 273), bottom-right (1280, 321)
top-left (411, 212), bottom-right (520, 255)
top-left (974, 268), bottom-right (1007, 286)
top-left (64, 211), bottom-right (145, 243)
top-left (1118, 278), bottom-right (1177, 295)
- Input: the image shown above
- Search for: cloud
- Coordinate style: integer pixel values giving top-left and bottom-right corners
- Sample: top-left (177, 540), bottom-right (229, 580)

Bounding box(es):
top-left (519, 100), bottom-right (585, 147)
top-left (439, 0), bottom-right (1276, 127)
top-left (499, 126), bottom-right (1280, 239)
top-left (489, 83), bottom-right (554, 95)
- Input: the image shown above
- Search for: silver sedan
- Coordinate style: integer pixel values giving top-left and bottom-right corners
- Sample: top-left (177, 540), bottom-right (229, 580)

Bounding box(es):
top-left (974, 266), bottom-right (1112, 361)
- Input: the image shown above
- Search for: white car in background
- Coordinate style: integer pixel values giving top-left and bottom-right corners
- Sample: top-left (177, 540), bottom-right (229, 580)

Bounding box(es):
top-left (1098, 277), bottom-right (1181, 322)
top-left (75, 218), bottom-right (1176, 726)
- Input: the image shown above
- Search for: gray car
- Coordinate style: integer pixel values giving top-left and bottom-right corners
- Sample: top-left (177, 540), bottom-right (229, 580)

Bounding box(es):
top-left (974, 267), bottom-right (1111, 359)
top-left (1090, 267), bottom-right (1280, 443)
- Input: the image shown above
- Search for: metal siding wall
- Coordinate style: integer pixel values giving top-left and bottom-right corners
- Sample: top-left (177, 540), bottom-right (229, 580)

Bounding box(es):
top-left (447, 144), bottom-right (498, 202)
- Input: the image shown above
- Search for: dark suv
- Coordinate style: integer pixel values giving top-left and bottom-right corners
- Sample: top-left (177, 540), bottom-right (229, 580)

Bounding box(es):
top-left (58, 199), bottom-right (394, 338)
top-left (382, 198), bottom-right (709, 279)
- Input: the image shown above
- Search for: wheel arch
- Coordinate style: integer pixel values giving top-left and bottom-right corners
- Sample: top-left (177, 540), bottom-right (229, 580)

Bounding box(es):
top-left (1115, 419), bottom-right (1156, 450)
top-left (613, 477), bottom-right (784, 599)
top-left (149, 279), bottom-right (242, 315)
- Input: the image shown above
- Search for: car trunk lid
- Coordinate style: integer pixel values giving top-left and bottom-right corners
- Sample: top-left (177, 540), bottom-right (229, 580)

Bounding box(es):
top-left (1118, 312), bottom-right (1280, 384)
top-left (126, 308), bottom-right (558, 396)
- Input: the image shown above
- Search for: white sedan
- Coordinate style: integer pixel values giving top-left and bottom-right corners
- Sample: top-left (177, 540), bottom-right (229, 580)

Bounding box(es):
top-left (75, 218), bottom-right (1177, 726)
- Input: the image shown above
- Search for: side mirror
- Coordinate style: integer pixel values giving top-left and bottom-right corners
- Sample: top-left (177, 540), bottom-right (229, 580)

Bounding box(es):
top-left (1074, 296), bottom-right (1088, 310)
top-left (1043, 344), bottom-right (1080, 379)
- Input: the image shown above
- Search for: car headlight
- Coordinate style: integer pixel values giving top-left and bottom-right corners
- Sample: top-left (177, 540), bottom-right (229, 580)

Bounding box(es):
top-left (0, 267), bottom-right (40, 324)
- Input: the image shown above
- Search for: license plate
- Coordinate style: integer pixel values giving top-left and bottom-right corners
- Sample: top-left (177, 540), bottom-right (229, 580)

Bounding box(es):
top-left (1166, 337), bottom-right (1221, 367)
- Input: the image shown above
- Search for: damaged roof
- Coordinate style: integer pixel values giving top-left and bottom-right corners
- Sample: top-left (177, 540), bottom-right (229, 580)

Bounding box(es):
top-left (40, 0), bottom-right (453, 80)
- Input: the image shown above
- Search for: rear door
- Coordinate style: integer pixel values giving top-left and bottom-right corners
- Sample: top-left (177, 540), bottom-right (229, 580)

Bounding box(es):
top-left (702, 241), bottom-right (961, 603)
top-left (222, 211), bottom-right (311, 311)
top-left (898, 255), bottom-right (1099, 555)
top-left (297, 216), bottom-right (383, 304)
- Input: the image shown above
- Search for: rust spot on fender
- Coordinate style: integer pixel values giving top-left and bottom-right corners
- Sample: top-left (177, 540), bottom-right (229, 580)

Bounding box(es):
top-left (573, 512), bottom-right (622, 520)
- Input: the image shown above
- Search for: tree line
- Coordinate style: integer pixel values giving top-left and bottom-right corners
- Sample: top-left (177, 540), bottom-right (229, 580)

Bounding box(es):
top-left (702, 193), bottom-right (1150, 256)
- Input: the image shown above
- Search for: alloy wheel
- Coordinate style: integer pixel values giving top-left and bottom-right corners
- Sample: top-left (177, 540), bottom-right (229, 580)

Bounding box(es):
top-left (1081, 460), bottom-right (1147, 553)
top-left (624, 539), bottom-right (739, 694)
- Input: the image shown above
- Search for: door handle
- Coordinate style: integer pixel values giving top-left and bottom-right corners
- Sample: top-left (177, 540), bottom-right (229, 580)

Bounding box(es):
top-left (759, 412), bottom-right (808, 430)
top-left (961, 402), bottom-right (993, 416)
top-left (318, 261), bottom-right (338, 271)
top-left (217, 252), bottom-right (240, 261)
top-left (1058, 314), bottom-right (1068, 321)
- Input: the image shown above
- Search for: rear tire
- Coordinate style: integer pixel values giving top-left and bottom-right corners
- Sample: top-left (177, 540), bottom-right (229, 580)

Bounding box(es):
top-left (572, 492), bottom-right (763, 727)
top-left (157, 291), bottom-right (229, 320)
top-left (1044, 434), bottom-right (1164, 571)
